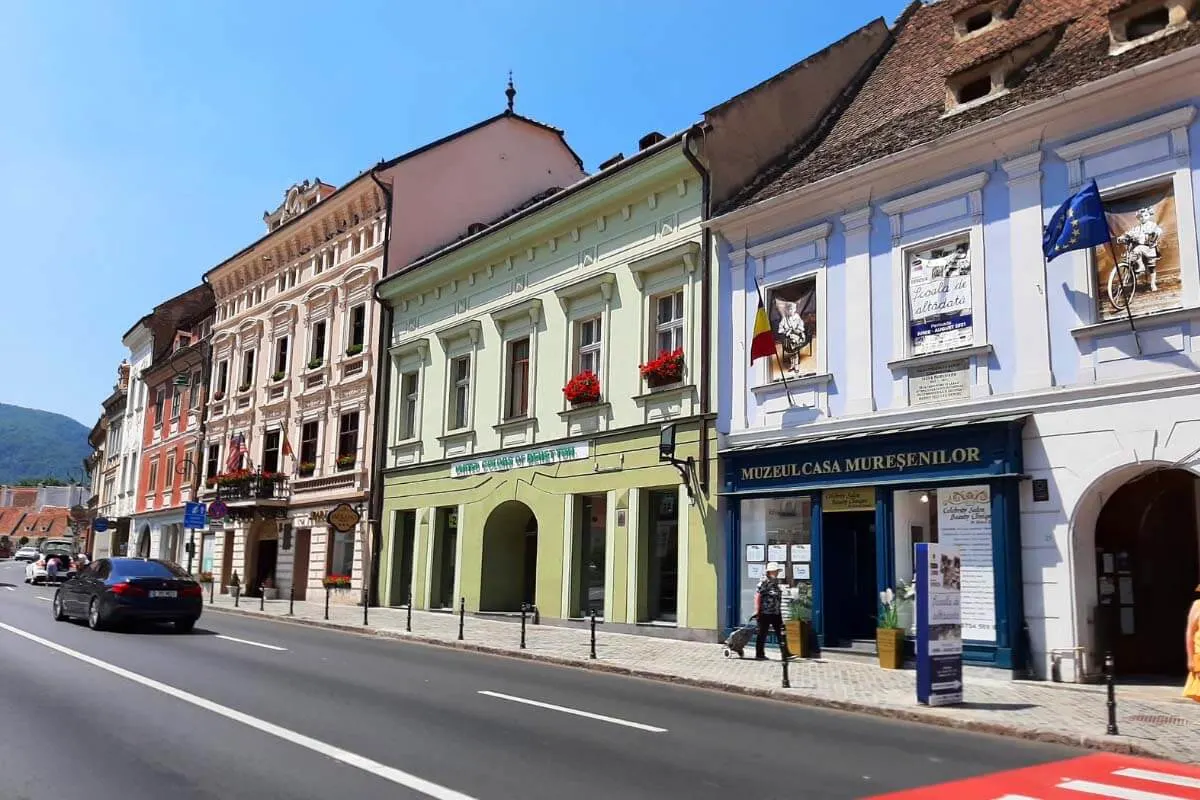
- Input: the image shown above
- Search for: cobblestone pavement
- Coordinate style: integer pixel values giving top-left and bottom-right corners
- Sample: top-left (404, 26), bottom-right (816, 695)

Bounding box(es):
top-left (203, 592), bottom-right (1200, 763)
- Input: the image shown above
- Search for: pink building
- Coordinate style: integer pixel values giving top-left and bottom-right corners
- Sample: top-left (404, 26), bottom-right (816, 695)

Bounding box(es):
top-left (200, 97), bottom-right (584, 602)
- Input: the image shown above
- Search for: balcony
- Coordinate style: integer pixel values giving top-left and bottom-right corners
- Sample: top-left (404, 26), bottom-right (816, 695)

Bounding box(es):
top-left (206, 470), bottom-right (290, 506)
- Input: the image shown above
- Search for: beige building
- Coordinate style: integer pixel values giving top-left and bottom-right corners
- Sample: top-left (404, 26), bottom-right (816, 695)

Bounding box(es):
top-left (199, 105), bottom-right (584, 601)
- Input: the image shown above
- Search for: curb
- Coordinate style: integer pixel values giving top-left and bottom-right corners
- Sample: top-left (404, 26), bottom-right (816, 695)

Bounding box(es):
top-left (207, 605), bottom-right (1166, 761)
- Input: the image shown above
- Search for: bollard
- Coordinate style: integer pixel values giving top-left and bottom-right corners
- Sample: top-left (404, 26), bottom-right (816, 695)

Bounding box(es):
top-left (288, 584), bottom-right (294, 616)
top-left (363, 588), bottom-right (369, 627)
top-left (234, 584), bottom-right (240, 608)
top-left (324, 587), bottom-right (330, 621)
top-left (259, 590), bottom-right (264, 612)
top-left (589, 610), bottom-right (597, 660)
top-left (520, 604), bottom-right (527, 649)
top-left (209, 580), bottom-right (215, 605)
top-left (458, 597), bottom-right (465, 641)
top-left (405, 589), bottom-right (412, 633)
top-left (1105, 651), bottom-right (1119, 736)
top-left (782, 653), bottom-right (791, 689)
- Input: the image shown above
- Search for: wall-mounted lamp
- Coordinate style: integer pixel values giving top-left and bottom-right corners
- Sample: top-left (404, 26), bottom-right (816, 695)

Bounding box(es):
top-left (659, 423), bottom-right (697, 505)
top-left (920, 492), bottom-right (929, 504)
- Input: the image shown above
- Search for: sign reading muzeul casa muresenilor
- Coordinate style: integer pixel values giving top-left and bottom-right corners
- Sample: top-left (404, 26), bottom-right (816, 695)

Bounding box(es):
top-left (739, 447), bottom-right (983, 483)
top-left (451, 441), bottom-right (591, 478)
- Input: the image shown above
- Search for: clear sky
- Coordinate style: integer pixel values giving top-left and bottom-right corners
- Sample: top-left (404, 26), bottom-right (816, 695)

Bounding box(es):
top-left (0, 0), bottom-right (906, 427)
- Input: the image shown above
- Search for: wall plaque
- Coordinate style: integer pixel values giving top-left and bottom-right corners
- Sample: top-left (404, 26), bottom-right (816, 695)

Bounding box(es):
top-left (909, 359), bottom-right (970, 406)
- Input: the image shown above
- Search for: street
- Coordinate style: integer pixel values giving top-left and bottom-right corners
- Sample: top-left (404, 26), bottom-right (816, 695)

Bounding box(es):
top-left (0, 559), bottom-right (1103, 799)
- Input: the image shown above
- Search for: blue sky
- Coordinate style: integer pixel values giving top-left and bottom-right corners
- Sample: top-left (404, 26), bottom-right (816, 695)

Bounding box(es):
top-left (0, 0), bottom-right (905, 427)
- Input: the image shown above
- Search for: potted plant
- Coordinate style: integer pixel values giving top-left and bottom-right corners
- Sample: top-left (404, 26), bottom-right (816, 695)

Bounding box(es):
top-left (784, 582), bottom-right (813, 659)
top-left (261, 577), bottom-right (279, 600)
top-left (877, 587), bottom-right (906, 669)
top-left (197, 570), bottom-right (214, 585)
top-left (562, 370), bottom-right (601, 406)
top-left (307, 356), bottom-right (324, 370)
top-left (345, 343), bottom-right (364, 356)
top-left (896, 576), bottom-right (916, 635)
top-left (323, 574), bottom-right (351, 591)
top-left (271, 371), bottom-right (286, 382)
top-left (298, 461), bottom-right (316, 477)
top-left (639, 348), bottom-right (685, 388)
top-left (237, 382), bottom-right (252, 393)
top-left (336, 454), bottom-right (356, 471)
top-left (212, 390), bottom-right (225, 401)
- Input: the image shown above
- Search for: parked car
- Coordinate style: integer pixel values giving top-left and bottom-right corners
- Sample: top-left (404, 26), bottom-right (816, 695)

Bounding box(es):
top-left (52, 557), bottom-right (203, 632)
top-left (25, 548), bottom-right (75, 585)
top-left (14, 546), bottom-right (39, 562)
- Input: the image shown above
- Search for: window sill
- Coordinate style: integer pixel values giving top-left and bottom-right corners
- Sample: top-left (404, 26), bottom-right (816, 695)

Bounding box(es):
top-left (494, 416), bottom-right (537, 434)
top-left (1070, 306), bottom-right (1200, 340)
top-left (391, 436), bottom-right (421, 448)
top-left (749, 372), bottom-right (832, 396)
top-left (632, 383), bottom-right (696, 403)
top-left (941, 88), bottom-right (1011, 119)
top-left (887, 344), bottom-right (992, 372)
top-left (437, 429), bottom-right (476, 443)
top-left (558, 401), bottom-right (611, 420)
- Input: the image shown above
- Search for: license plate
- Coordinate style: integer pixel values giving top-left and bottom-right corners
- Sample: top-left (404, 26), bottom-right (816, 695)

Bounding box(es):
top-left (149, 590), bottom-right (177, 598)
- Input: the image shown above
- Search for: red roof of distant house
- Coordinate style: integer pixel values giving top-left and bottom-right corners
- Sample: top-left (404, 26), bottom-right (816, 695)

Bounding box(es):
top-left (7, 488), bottom-right (37, 508)
top-left (0, 509), bottom-right (26, 537)
top-left (722, 0), bottom-right (1200, 212)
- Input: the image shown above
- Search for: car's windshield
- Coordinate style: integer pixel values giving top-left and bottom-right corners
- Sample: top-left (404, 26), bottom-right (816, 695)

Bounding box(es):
top-left (110, 560), bottom-right (189, 579)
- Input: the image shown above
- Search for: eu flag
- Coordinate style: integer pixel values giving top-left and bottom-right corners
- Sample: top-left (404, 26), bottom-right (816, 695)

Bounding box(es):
top-left (1043, 180), bottom-right (1111, 262)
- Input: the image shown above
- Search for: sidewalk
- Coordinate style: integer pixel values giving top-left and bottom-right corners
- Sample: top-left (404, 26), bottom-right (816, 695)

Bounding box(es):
top-left (202, 592), bottom-right (1200, 763)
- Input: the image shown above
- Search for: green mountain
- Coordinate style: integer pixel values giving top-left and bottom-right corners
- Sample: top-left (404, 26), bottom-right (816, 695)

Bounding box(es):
top-left (0, 403), bottom-right (91, 485)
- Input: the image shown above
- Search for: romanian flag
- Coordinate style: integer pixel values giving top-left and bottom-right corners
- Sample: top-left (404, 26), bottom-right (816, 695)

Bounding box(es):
top-left (749, 293), bottom-right (775, 364)
top-left (282, 426), bottom-right (294, 459)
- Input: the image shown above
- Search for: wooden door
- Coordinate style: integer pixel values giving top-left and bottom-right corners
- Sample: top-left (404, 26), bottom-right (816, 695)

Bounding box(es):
top-left (292, 529), bottom-right (311, 601)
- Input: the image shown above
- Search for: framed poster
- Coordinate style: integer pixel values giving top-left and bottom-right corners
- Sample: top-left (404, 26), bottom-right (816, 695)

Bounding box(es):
top-left (745, 544), bottom-right (765, 562)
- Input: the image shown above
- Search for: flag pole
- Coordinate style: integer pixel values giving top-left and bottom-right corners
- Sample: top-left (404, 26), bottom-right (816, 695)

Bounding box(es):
top-left (753, 276), bottom-right (796, 406)
top-left (1104, 239), bottom-right (1142, 355)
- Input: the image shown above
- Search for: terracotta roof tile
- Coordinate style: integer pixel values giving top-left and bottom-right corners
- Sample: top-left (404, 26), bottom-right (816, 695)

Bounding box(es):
top-left (722, 0), bottom-right (1200, 213)
top-left (0, 509), bottom-right (26, 537)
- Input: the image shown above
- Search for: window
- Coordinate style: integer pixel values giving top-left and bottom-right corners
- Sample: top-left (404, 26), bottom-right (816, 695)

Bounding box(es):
top-left (337, 411), bottom-right (359, 459)
top-left (1089, 182), bottom-right (1181, 323)
top-left (364, 227), bottom-right (375, 249)
top-left (574, 494), bottom-right (607, 618)
top-left (652, 290), bottom-right (685, 356)
top-left (575, 317), bottom-right (602, 377)
top-left (762, 277), bottom-right (820, 379)
top-left (329, 530), bottom-right (355, 578)
top-left (262, 430), bottom-right (281, 474)
top-left (205, 443), bottom-right (220, 480)
top-left (738, 496), bottom-right (812, 627)
top-left (240, 350), bottom-right (255, 389)
top-left (398, 371), bottom-right (419, 440)
top-left (956, 75), bottom-right (992, 105)
top-left (449, 355), bottom-right (471, 430)
top-left (189, 370), bottom-right (203, 409)
top-left (164, 453), bottom-right (175, 488)
top-left (964, 10), bottom-right (992, 33)
top-left (216, 360), bottom-right (228, 394)
top-left (170, 386), bottom-right (181, 419)
top-left (1127, 7), bottom-right (1171, 40)
top-left (348, 304), bottom-right (366, 351)
top-left (300, 420), bottom-right (320, 467)
top-left (905, 234), bottom-right (973, 356)
top-left (154, 390), bottom-right (165, 426)
top-left (146, 460), bottom-right (159, 495)
top-left (274, 336), bottom-right (289, 377)
top-left (310, 321), bottom-right (327, 366)
top-left (505, 337), bottom-right (530, 419)
top-left (642, 489), bottom-right (679, 623)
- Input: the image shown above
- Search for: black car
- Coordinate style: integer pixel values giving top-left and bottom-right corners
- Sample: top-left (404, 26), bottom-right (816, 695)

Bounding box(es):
top-left (52, 557), bottom-right (203, 632)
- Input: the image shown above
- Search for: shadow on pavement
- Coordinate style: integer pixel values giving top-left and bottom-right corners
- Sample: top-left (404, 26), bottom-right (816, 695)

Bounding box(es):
top-left (961, 702), bottom-right (1040, 711)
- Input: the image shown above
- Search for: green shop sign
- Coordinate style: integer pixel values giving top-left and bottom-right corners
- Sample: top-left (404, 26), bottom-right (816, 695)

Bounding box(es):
top-left (450, 441), bottom-right (592, 478)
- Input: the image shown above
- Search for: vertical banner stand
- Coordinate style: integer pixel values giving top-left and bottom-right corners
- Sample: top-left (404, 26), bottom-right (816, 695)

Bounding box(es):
top-left (916, 542), bottom-right (964, 707)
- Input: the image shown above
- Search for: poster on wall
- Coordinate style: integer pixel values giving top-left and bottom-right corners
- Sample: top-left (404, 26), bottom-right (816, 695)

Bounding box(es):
top-left (765, 277), bottom-right (819, 380)
top-left (1092, 183), bottom-right (1182, 322)
top-left (916, 542), bottom-right (963, 707)
top-left (936, 485), bottom-right (996, 642)
top-left (907, 235), bottom-right (973, 355)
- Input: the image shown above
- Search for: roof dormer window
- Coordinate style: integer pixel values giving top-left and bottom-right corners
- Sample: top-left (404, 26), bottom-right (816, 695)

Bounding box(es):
top-left (952, 0), bottom-right (1013, 41)
top-left (944, 25), bottom-right (1057, 114)
top-left (1109, 0), bottom-right (1194, 54)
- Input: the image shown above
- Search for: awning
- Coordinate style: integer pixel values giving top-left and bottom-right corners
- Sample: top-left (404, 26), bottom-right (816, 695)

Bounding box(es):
top-left (720, 412), bottom-right (1028, 454)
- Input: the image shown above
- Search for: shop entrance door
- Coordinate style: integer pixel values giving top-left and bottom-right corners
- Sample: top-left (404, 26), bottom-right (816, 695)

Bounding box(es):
top-left (822, 511), bottom-right (877, 644)
top-left (1094, 468), bottom-right (1198, 677)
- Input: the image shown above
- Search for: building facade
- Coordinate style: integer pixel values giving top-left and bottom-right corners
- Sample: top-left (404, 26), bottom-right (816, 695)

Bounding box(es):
top-left (112, 322), bottom-right (154, 551)
top-left (130, 285), bottom-right (215, 565)
top-left (375, 130), bottom-right (722, 639)
top-left (200, 106), bottom-right (585, 601)
top-left (93, 363), bottom-right (129, 558)
top-left (710, 0), bottom-right (1200, 677)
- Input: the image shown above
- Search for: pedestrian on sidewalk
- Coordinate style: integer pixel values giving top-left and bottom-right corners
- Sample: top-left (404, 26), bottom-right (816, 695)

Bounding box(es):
top-left (754, 562), bottom-right (789, 661)
top-left (1184, 584), bottom-right (1200, 703)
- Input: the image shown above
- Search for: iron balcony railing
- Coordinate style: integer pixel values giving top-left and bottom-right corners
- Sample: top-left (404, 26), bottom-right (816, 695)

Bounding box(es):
top-left (208, 470), bottom-right (290, 503)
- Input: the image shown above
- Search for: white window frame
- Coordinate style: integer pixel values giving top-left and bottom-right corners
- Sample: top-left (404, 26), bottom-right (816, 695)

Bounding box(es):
top-left (189, 370), bottom-right (203, 410)
top-left (629, 241), bottom-right (700, 394)
top-left (389, 338), bottom-right (428, 448)
top-left (503, 336), bottom-right (532, 421)
top-left (435, 320), bottom-right (482, 436)
top-left (239, 349), bottom-right (256, 391)
top-left (273, 335), bottom-right (290, 379)
top-left (447, 354), bottom-right (473, 433)
top-left (491, 299), bottom-right (542, 428)
top-left (346, 302), bottom-right (368, 354)
top-left (309, 319), bottom-right (328, 367)
top-left (555, 272), bottom-right (616, 407)
top-left (397, 370), bottom-right (420, 441)
top-left (575, 316), bottom-right (603, 378)
top-left (170, 384), bottom-right (181, 420)
top-left (650, 289), bottom-right (686, 360)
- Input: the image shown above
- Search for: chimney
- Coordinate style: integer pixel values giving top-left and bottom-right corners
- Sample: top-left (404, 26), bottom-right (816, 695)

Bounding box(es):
top-left (638, 131), bottom-right (666, 150)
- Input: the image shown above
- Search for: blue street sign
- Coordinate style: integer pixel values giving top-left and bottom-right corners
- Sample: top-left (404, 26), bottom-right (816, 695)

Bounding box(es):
top-left (184, 502), bottom-right (207, 529)
top-left (207, 499), bottom-right (228, 520)
top-left (93, 517), bottom-right (110, 533)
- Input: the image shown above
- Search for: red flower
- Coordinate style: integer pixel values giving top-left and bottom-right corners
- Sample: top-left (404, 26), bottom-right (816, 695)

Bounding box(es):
top-left (639, 348), bottom-right (685, 386)
top-left (563, 370), bottom-right (601, 405)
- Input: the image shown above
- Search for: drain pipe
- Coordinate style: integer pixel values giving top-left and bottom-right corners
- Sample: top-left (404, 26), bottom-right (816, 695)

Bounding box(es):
top-left (681, 124), bottom-right (712, 495)
top-left (367, 163), bottom-right (395, 608)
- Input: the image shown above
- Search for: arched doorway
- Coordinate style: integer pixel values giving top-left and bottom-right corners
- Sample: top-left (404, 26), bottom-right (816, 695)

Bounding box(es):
top-left (136, 526), bottom-right (151, 558)
top-left (245, 518), bottom-right (279, 597)
top-left (480, 501), bottom-right (538, 612)
top-left (1094, 468), bottom-right (1199, 677)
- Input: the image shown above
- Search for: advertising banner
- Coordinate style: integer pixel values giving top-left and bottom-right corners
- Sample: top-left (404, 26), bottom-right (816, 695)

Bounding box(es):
top-left (936, 485), bottom-right (996, 642)
top-left (916, 542), bottom-right (963, 707)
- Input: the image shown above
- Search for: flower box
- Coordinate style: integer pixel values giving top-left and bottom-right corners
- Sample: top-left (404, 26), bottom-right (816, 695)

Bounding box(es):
top-left (237, 383), bottom-right (252, 393)
top-left (562, 370), bottom-right (601, 406)
top-left (345, 343), bottom-right (364, 357)
top-left (271, 371), bottom-right (286, 382)
top-left (197, 571), bottom-right (214, 584)
top-left (307, 357), bottom-right (324, 370)
top-left (298, 462), bottom-right (316, 478)
top-left (323, 575), bottom-right (351, 591)
top-left (336, 455), bottom-right (356, 470)
top-left (212, 390), bottom-right (225, 401)
top-left (639, 348), bottom-right (685, 388)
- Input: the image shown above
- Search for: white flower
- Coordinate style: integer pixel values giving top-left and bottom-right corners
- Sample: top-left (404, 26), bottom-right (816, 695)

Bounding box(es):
top-left (880, 588), bottom-right (895, 607)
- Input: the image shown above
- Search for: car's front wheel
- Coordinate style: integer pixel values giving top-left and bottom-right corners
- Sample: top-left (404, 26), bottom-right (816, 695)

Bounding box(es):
top-left (51, 592), bottom-right (67, 622)
top-left (87, 598), bottom-right (106, 631)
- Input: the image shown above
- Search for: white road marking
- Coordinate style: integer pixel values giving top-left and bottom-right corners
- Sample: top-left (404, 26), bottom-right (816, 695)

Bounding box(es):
top-left (1056, 779), bottom-right (1186, 799)
top-left (216, 634), bottom-right (287, 652)
top-left (4, 586), bottom-right (15, 591)
top-left (477, 690), bottom-right (667, 733)
top-left (1113, 768), bottom-right (1200, 791)
top-left (0, 622), bottom-right (477, 800)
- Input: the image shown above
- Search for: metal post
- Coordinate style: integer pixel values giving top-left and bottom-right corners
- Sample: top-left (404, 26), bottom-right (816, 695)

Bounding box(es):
top-left (590, 610), bottom-right (597, 659)
top-left (405, 588), bottom-right (412, 633)
top-left (259, 590), bottom-right (264, 611)
top-left (324, 587), bottom-right (330, 621)
top-left (363, 584), bottom-right (369, 627)
top-left (458, 597), bottom-right (465, 641)
top-left (1105, 651), bottom-right (1119, 736)
top-left (186, 528), bottom-right (195, 574)
top-left (234, 584), bottom-right (240, 608)
top-left (209, 579), bottom-right (214, 605)
top-left (288, 584), bottom-right (294, 616)
top-left (520, 604), bottom-right (527, 649)
top-left (782, 653), bottom-right (791, 689)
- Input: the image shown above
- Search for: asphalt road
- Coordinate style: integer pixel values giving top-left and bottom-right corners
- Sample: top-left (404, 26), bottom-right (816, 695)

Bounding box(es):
top-left (0, 559), bottom-right (1086, 799)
